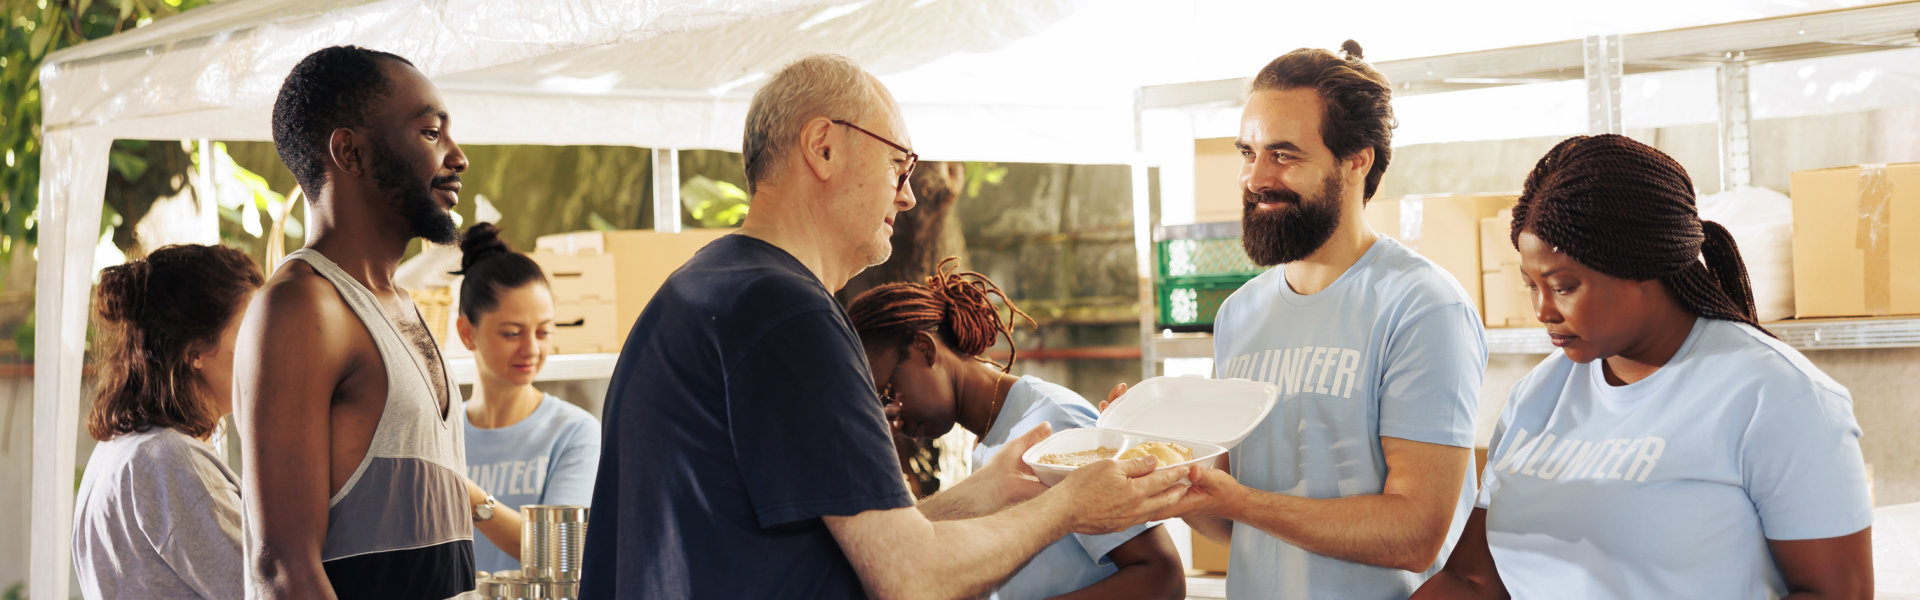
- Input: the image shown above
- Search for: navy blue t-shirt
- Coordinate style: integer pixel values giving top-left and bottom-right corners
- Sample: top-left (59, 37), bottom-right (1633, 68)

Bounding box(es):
top-left (580, 235), bottom-right (913, 599)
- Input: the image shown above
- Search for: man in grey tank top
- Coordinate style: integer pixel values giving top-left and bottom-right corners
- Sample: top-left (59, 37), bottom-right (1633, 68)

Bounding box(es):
top-left (236, 46), bottom-right (477, 600)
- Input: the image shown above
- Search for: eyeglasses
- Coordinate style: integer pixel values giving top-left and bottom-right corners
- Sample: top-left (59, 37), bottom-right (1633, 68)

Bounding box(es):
top-left (878, 357), bottom-right (906, 406)
top-left (832, 119), bottom-right (918, 193)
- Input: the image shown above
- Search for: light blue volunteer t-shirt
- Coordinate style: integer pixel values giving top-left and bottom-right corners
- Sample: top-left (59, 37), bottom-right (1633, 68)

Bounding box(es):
top-left (1213, 236), bottom-right (1485, 600)
top-left (462, 393), bottom-right (602, 573)
top-left (973, 376), bottom-right (1154, 600)
top-left (1479, 317), bottom-right (1872, 599)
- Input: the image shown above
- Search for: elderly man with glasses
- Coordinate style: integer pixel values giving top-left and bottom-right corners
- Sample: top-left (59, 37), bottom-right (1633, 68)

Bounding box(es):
top-left (579, 54), bottom-right (1192, 600)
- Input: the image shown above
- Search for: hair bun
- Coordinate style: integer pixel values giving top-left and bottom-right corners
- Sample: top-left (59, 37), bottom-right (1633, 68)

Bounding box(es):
top-left (1340, 40), bottom-right (1364, 60)
top-left (458, 222), bottom-right (513, 273)
top-left (95, 261), bottom-right (152, 324)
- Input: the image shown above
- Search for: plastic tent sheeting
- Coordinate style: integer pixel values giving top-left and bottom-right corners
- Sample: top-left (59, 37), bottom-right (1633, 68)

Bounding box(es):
top-left (33, 1), bottom-right (1085, 596)
top-left (32, 0), bottom-right (1920, 595)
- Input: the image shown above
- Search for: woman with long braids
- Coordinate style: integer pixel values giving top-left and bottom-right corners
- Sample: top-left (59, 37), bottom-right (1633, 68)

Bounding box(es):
top-left (1413, 134), bottom-right (1872, 599)
top-left (72, 244), bottom-right (262, 599)
top-left (847, 258), bottom-right (1185, 600)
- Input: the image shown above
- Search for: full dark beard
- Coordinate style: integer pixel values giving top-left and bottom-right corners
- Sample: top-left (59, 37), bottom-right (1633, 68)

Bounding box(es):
top-left (1240, 171), bottom-right (1345, 266)
top-left (371, 139), bottom-right (459, 246)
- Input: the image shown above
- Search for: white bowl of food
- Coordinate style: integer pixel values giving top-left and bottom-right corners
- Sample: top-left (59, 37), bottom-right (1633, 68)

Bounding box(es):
top-left (1020, 375), bottom-right (1279, 486)
top-left (1024, 428), bottom-right (1224, 486)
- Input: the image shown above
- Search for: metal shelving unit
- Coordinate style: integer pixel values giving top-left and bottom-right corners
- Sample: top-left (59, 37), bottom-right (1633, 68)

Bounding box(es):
top-left (1155, 318), bottom-right (1920, 360)
top-left (1131, 2), bottom-right (1920, 374)
top-left (447, 353), bottom-right (620, 385)
top-left (1485, 318), bottom-right (1920, 355)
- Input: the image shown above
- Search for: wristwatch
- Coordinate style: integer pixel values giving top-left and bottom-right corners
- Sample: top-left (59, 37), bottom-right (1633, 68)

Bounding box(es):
top-left (473, 494), bottom-right (498, 522)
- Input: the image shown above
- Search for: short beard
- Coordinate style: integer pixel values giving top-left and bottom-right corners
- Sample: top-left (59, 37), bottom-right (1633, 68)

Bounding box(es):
top-left (1240, 171), bottom-right (1345, 266)
top-left (371, 138), bottom-right (459, 246)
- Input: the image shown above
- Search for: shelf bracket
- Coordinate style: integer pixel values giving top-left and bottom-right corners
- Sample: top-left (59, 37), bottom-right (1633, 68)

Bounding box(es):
top-left (1583, 34), bottom-right (1625, 135)
top-left (1717, 53), bottom-right (1754, 190)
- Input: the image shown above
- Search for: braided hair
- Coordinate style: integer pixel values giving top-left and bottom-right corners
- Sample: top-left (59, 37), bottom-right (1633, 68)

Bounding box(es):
top-left (847, 257), bottom-right (1037, 372)
top-left (1511, 134), bottom-right (1768, 335)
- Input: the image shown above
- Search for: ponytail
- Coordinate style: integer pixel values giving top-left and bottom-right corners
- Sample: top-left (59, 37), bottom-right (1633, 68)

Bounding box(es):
top-left (89, 244), bottom-right (263, 441)
top-left (1696, 220), bottom-right (1759, 324)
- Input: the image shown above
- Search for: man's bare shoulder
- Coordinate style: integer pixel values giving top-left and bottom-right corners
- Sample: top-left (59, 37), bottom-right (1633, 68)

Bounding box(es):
top-left (242, 260), bottom-right (361, 357)
top-left (254, 260), bottom-right (342, 314)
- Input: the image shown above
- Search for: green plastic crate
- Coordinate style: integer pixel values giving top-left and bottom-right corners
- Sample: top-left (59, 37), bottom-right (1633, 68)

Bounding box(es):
top-left (1156, 237), bottom-right (1265, 279)
top-left (1156, 275), bottom-right (1252, 331)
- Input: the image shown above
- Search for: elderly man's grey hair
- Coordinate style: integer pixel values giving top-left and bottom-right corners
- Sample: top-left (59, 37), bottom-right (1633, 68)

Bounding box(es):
top-left (742, 54), bottom-right (883, 194)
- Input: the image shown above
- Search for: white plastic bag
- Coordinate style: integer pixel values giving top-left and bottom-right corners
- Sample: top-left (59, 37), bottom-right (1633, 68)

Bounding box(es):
top-left (1697, 186), bottom-right (1794, 322)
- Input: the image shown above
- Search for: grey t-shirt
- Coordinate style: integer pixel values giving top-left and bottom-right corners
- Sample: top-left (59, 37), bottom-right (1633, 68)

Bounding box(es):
top-left (73, 427), bottom-right (244, 600)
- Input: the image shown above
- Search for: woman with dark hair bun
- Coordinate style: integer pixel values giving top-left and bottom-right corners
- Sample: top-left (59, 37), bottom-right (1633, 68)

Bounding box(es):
top-left (1414, 134), bottom-right (1872, 599)
top-left (847, 258), bottom-right (1186, 600)
top-left (452, 222), bottom-right (600, 574)
top-left (72, 243), bottom-right (263, 599)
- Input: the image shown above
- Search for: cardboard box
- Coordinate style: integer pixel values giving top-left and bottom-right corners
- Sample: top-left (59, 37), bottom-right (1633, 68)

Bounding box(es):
top-left (1193, 137), bottom-right (1245, 225)
top-left (530, 251), bottom-right (617, 304)
top-left (1365, 193), bottom-right (1517, 314)
top-left (1789, 164), bottom-right (1920, 318)
top-left (1191, 529), bottom-right (1230, 574)
top-left (535, 228), bottom-right (737, 336)
top-left (1480, 209), bottom-right (1519, 272)
top-left (1482, 264), bottom-right (1534, 328)
top-left (550, 301), bottom-right (621, 354)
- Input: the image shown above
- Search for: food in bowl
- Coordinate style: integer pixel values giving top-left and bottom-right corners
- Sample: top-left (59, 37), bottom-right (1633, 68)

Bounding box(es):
top-left (1116, 441), bottom-right (1193, 465)
top-left (1037, 446), bottom-right (1118, 467)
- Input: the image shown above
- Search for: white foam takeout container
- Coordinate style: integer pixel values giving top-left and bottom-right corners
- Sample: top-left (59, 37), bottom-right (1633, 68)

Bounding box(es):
top-left (1021, 375), bottom-right (1280, 486)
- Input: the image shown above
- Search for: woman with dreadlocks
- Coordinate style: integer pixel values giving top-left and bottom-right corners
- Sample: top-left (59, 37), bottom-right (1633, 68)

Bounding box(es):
top-left (1413, 134), bottom-right (1872, 600)
top-left (847, 258), bottom-right (1185, 600)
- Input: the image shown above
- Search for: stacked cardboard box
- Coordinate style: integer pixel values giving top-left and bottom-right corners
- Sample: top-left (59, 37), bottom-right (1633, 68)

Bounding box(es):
top-left (1479, 209), bottom-right (1532, 327)
top-left (533, 228), bottom-right (737, 353)
top-left (1789, 163), bottom-right (1919, 318)
top-left (1364, 193), bottom-right (1517, 324)
top-left (529, 249), bottom-right (620, 354)
top-left (1193, 138), bottom-right (1246, 225)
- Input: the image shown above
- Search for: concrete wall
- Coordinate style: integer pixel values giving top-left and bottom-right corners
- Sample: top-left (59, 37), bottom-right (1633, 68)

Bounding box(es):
top-left (957, 162), bottom-right (1149, 400)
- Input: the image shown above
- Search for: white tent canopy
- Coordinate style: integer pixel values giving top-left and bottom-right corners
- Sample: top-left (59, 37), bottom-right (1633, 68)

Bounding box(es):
top-left (31, 0), bottom-right (1906, 596)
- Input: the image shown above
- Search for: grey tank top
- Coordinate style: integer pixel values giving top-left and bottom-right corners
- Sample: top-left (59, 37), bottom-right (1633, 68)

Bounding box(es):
top-left (279, 249), bottom-right (472, 566)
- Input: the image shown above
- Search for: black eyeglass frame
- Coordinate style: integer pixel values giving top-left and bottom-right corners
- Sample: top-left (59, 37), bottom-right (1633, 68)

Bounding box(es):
top-left (832, 119), bottom-right (919, 192)
top-left (878, 356), bottom-right (906, 406)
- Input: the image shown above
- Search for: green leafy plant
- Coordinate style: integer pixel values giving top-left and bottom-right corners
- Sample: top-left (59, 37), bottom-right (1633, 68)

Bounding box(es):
top-left (1, 0), bottom-right (223, 360)
top-left (679, 175), bottom-right (750, 228)
top-left (200, 141), bottom-right (298, 244)
top-left (3, 0), bottom-right (220, 282)
top-left (962, 161), bottom-right (1008, 199)
top-left (587, 212), bottom-right (618, 232)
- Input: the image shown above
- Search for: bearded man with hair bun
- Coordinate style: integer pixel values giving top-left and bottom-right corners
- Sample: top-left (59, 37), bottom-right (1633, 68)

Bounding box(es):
top-left (1140, 40), bottom-right (1488, 600)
